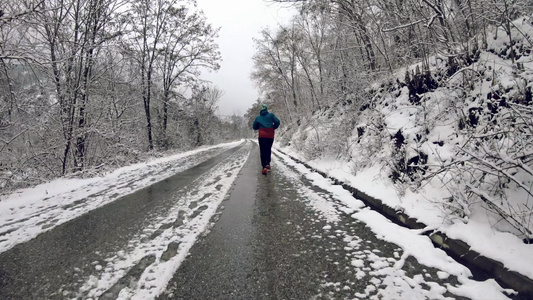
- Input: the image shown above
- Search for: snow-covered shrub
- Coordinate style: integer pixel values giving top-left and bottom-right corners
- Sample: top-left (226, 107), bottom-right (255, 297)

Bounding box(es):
top-left (405, 66), bottom-right (439, 105)
top-left (387, 129), bottom-right (429, 188)
top-left (442, 100), bottom-right (533, 238)
top-left (270, 13), bottom-right (533, 240)
top-left (301, 124), bottom-right (325, 160)
top-left (426, 18), bottom-right (533, 237)
top-left (350, 107), bottom-right (388, 171)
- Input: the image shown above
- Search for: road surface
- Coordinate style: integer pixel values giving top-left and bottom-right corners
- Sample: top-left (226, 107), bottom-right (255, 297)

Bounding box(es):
top-left (158, 143), bottom-right (471, 299)
top-left (0, 141), bottom-right (513, 299)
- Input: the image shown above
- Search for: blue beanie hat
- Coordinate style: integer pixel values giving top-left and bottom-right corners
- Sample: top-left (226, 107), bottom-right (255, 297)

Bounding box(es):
top-left (261, 104), bottom-right (268, 111)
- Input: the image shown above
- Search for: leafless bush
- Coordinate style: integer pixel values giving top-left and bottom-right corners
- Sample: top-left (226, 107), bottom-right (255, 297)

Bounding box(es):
top-left (432, 102), bottom-right (533, 238)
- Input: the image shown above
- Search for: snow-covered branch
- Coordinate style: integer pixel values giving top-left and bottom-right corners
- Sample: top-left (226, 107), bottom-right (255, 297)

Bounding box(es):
top-left (467, 184), bottom-right (532, 237)
top-left (381, 19), bottom-right (424, 33)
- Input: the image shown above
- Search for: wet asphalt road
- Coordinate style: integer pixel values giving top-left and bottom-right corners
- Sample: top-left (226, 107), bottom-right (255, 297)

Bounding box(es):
top-left (158, 144), bottom-right (470, 300)
top-left (0, 145), bottom-right (242, 299)
top-left (0, 142), bottom-right (491, 299)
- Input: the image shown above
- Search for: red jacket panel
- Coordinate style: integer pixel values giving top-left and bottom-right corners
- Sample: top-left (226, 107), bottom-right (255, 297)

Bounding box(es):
top-left (258, 127), bottom-right (275, 138)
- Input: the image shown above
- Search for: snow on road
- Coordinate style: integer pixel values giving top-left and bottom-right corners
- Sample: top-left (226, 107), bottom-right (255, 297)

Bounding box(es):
top-left (274, 149), bottom-right (515, 300)
top-left (0, 140), bottom-right (244, 254)
top-left (0, 140), bottom-right (517, 299)
top-left (79, 142), bottom-right (252, 299)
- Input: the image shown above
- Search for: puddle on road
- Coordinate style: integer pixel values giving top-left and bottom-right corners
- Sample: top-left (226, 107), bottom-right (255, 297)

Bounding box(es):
top-left (161, 242), bottom-right (181, 262)
top-left (189, 205), bottom-right (209, 219)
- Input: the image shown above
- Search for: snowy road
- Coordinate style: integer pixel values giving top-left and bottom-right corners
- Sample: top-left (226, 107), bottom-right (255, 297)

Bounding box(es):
top-left (0, 142), bottom-right (251, 299)
top-left (160, 144), bottom-right (513, 300)
top-left (0, 140), bottom-right (514, 299)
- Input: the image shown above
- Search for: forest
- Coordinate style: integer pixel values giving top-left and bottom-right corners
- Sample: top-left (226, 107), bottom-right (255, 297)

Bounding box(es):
top-left (3, 0), bottom-right (533, 239)
top-left (0, 0), bottom-right (249, 191)
top-left (247, 0), bottom-right (533, 239)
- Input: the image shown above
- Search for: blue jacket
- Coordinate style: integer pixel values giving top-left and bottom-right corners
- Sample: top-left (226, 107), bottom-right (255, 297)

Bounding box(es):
top-left (253, 109), bottom-right (280, 138)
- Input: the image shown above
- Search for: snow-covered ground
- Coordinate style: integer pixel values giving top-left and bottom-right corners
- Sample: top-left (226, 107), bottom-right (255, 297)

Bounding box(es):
top-left (274, 17), bottom-right (533, 290)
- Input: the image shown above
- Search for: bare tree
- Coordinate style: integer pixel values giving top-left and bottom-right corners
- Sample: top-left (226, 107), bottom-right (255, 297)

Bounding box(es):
top-left (0, 0), bottom-right (229, 191)
top-left (156, 5), bottom-right (220, 148)
top-left (123, 0), bottom-right (220, 150)
top-left (35, 0), bottom-right (123, 173)
top-left (122, 0), bottom-right (170, 150)
top-left (252, 27), bottom-right (301, 120)
top-left (182, 84), bottom-right (222, 147)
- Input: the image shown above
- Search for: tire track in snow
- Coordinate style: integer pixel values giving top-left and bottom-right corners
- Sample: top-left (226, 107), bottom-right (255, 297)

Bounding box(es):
top-left (75, 142), bottom-right (252, 300)
top-left (0, 143), bottom-right (242, 254)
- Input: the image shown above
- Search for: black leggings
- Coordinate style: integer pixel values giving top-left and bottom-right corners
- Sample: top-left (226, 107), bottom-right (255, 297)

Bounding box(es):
top-left (258, 137), bottom-right (274, 169)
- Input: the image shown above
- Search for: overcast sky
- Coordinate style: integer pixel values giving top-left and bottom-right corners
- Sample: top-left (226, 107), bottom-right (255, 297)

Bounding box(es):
top-left (195, 0), bottom-right (296, 116)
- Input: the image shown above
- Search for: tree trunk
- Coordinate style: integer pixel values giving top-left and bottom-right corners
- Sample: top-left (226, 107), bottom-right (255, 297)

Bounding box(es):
top-left (143, 82), bottom-right (154, 150)
top-left (161, 89), bottom-right (169, 148)
top-left (141, 1), bottom-right (154, 151)
top-left (337, 0), bottom-right (376, 70)
top-left (1, 60), bottom-right (14, 119)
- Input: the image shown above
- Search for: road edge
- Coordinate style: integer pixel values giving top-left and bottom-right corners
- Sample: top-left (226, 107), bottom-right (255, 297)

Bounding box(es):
top-left (274, 147), bottom-right (533, 300)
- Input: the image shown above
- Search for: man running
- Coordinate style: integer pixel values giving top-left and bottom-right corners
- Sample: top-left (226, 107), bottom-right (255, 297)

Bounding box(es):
top-left (252, 104), bottom-right (281, 175)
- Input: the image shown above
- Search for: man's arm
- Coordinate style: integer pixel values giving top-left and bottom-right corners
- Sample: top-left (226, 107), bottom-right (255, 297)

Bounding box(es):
top-left (273, 114), bottom-right (280, 129)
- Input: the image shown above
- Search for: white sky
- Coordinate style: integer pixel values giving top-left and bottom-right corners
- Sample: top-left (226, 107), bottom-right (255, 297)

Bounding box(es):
top-left (195, 0), bottom-right (296, 116)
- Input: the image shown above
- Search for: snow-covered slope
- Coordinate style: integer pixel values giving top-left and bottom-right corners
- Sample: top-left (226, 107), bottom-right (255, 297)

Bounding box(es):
top-left (277, 17), bottom-right (533, 285)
